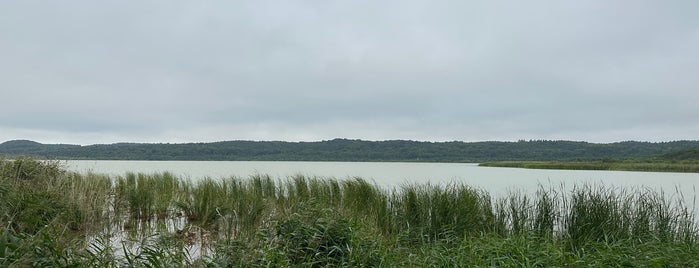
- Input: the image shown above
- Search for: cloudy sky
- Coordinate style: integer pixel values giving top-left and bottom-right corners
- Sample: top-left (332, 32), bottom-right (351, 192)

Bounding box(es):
top-left (1, 1), bottom-right (698, 145)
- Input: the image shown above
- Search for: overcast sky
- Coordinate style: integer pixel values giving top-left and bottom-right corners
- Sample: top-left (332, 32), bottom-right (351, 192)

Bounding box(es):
top-left (1, 1), bottom-right (698, 145)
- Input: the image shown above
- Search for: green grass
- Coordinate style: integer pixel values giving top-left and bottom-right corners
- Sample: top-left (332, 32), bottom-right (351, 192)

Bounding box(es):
top-left (1, 158), bottom-right (698, 266)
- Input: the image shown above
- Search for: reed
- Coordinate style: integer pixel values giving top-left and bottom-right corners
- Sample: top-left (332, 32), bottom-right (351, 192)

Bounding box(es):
top-left (185, 178), bottom-right (223, 224)
top-left (152, 172), bottom-right (179, 219)
top-left (2, 158), bottom-right (698, 266)
top-left (534, 186), bottom-right (557, 237)
top-left (480, 160), bottom-right (699, 173)
top-left (340, 178), bottom-right (383, 217)
top-left (220, 176), bottom-right (269, 237)
top-left (63, 172), bottom-right (111, 231)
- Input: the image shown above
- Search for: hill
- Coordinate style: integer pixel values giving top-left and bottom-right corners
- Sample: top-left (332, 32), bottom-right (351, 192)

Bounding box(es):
top-left (3, 139), bottom-right (699, 162)
top-left (0, 139), bottom-right (81, 155)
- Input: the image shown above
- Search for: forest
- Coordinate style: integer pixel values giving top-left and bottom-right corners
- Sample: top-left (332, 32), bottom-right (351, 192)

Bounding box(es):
top-left (2, 139), bottom-right (699, 162)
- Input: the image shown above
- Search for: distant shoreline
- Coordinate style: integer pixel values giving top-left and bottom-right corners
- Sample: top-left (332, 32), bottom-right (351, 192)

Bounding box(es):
top-left (479, 160), bottom-right (699, 173)
top-left (3, 139), bottom-right (699, 162)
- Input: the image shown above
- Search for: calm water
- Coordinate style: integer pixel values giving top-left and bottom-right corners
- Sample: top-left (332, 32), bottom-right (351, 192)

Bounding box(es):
top-left (64, 160), bottom-right (699, 198)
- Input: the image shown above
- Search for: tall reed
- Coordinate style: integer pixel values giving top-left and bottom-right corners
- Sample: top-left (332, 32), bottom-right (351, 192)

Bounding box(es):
top-left (2, 158), bottom-right (698, 266)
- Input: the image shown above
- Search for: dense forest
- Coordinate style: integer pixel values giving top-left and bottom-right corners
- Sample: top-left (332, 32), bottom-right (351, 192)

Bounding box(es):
top-left (2, 139), bottom-right (699, 162)
top-left (659, 147), bottom-right (699, 160)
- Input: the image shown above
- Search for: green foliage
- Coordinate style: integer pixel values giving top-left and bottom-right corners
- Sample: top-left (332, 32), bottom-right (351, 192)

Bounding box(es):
top-left (394, 183), bottom-right (496, 243)
top-left (263, 209), bottom-right (378, 266)
top-left (4, 139), bottom-right (699, 162)
top-left (1, 157), bottom-right (699, 266)
top-left (186, 178), bottom-right (223, 225)
top-left (660, 147), bottom-right (699, 160)
top-left (118, 234), bottom-right (194, 268)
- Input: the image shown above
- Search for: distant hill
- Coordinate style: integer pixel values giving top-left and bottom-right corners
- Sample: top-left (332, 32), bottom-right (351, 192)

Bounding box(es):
top-left (2, 139), bottom-right (699, 162)
top-left (0, 140), bottom-right (81, 156)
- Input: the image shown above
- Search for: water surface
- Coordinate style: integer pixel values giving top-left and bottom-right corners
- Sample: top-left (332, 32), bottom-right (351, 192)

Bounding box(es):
top-left (64, 160), bottom-right (699, 198)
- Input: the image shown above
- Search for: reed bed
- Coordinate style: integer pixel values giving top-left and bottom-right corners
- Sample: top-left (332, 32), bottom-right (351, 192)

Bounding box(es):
top-left (480, 160), bottom-right (699, 173)
top-left (1, 158), bottom-right (698, 266)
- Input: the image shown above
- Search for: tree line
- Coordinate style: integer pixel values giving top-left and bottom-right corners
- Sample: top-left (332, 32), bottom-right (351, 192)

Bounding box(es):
top-left (1, 139), bottom-right (698, 162)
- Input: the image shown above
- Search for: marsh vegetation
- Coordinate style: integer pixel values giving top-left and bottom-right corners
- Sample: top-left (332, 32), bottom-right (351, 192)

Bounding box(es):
top-left (2, 158), bottom-right (699, 266)
top-left (479, 147), bottom-right (699, 173)
top-left (480, 159), bottom-right (699, 173)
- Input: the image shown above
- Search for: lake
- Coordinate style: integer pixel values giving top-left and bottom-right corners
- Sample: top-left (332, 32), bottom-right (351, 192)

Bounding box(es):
top-left (64, 160), bottom-right (699, 198)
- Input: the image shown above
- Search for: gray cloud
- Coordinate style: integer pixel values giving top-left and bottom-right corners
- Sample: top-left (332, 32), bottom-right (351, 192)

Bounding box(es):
top-left (1, 1), bottom-right (698, 144)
